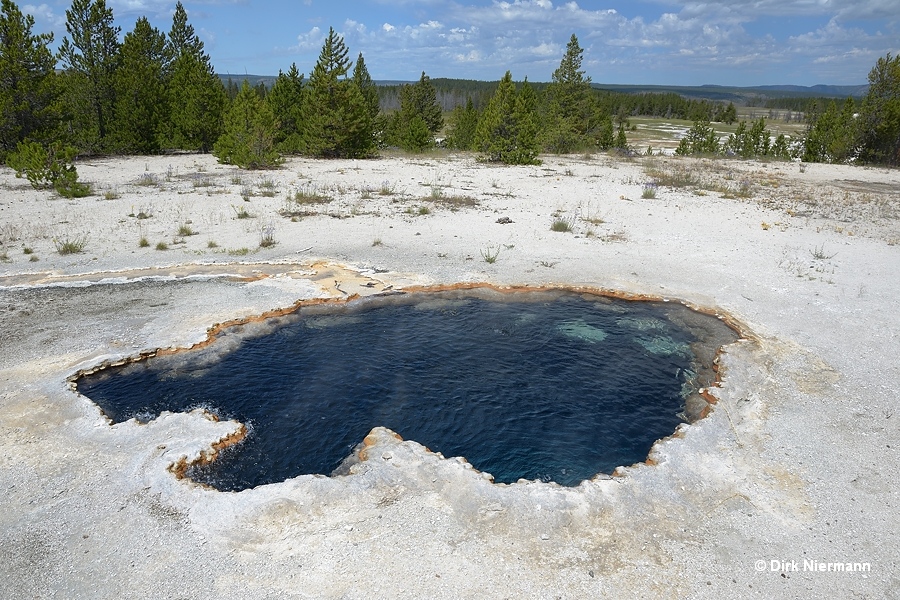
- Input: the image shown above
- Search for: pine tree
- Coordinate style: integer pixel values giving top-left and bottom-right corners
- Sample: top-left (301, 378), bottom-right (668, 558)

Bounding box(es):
top-left (446, 97), bottom-right (478, 150)
top-left (542, 33), bottom-right (596, 152)
top-left (213, 80), bottom-right (280, 169)
top-left (301, 27), bottom-right (374, 158)
top-left (110, 17), bottom-right (166, 153)
top-left (162, 2), bottom-right (225, 152)
top-left (352, 53), bottom-right (379, 124)
top-left (675, 119), bottom-right (720, 156)
top-left (266, 63), bottom-right (304, 153)
top-left (57, 0), bottom-right (120, 152)
top-left (858, 53), bottom-right (900, 165)
top-left (390, 71), bottom-right (443, 151)
top-left (0, 0), bottom-right (58, 159)
top-left (508, 78), bottom-right (540, 164)
top-left (475, 71), bottom-right (540, 165)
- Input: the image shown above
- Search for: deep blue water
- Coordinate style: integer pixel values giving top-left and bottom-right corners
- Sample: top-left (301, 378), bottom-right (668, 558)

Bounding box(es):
top-left (78, 290), bottom-right (730, 490)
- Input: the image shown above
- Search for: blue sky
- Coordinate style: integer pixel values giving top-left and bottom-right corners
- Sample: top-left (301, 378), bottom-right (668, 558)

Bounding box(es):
top-left (22, 0), bottom-right (900, 85)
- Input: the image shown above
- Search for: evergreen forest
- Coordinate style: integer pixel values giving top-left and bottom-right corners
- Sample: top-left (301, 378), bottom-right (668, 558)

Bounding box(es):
top-left (2, 0), bottom-right (898, 185)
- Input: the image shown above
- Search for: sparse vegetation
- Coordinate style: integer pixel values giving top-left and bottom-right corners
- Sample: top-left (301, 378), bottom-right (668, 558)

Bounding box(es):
top-left (232, 204), bottom-right (254, 219)
top-left (481, 245), bottom-right (501, 263)
top-left (551, 214), bottom-right (576, 232)
top-left (54, 234), bottom-right (88, 255)
top-left (155, 241), bottom-right (168, 250)
top-left (136, 173), bottom-right (158, 186)
top-left (258, 222), bottom-right (276, 247)
top-left (291, 183), bottom-right (331, 204)
top-left (378, 181), bottom-right (397, 196)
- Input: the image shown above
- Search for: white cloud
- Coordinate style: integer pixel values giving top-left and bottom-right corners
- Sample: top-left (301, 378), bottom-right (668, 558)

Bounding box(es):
top-left (22, 3), bottom-right (65, 28)
top-left (383, 23), bottom-right (395, 32)
top-left (293, 26), bottom-right (325, 51)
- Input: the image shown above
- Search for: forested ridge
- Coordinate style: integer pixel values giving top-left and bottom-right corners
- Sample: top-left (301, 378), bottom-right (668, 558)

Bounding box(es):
top-left (2, 0), bottom-right (898, 190)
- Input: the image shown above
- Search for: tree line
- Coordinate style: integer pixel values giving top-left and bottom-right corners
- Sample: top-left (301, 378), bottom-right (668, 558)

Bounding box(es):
top-left (2, 0), bottom-right (898, 188)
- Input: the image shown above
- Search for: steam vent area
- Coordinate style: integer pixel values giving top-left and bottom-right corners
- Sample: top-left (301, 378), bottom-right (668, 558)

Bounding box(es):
top-left (1, 154), bottom-right (898, 598)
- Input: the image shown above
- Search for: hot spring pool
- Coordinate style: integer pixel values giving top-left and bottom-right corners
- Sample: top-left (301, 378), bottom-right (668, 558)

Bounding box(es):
top-left (77, 288), bottom-right (737, 490)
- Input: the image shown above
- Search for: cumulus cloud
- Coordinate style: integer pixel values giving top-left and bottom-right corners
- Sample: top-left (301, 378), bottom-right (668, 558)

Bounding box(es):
top-left (22, 3), bottom-right (65, 28)
top-left (293, 26), bottom-right (325, 51)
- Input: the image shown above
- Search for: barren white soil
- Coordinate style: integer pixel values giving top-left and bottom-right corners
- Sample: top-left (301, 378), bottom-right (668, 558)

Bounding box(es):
top-left (1, 152), bottom-right (898, 599)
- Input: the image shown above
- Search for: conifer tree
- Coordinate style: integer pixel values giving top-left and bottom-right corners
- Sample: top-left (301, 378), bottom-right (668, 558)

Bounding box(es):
top-left (510, 78), bottom-right (540, 164)
top-left (675, 118), bottom-right (720, 156)
top-left (301, 27), bottom-right (374, 158)
top-left (0, 0), bottom-right (58, 159)
top-left (475, 71), bottom-right (540, 164)
top-left (352, 53), bottom-right (379, 124)
top-left (265, 63), bottom-right (304, 153)
top-left (446, 97), bottom-right (478, 150)
top-left (857, 53), bottom-right (900, 165)
top-left (111, 17), bottom-right (167, 153)
top-left (389, 71), bottom-right (443, 151)
top-left (213, 80), bottom-right (280, 169)
top-left (57, 0), bottom-right (120, 152)
top-left (542, 34), bottom-right (597, 152)
top-left (163, 2), bottom-right (225, 152)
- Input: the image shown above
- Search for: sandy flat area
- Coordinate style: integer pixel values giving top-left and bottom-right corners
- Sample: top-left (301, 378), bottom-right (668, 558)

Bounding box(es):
top-left (1, 151), bottom-right (899, 599)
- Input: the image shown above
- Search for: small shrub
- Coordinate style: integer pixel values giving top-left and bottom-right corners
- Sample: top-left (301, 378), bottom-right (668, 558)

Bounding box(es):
top-left (233, 205), bottom-right (254, 219)
top-left (29, 255), bottom-right (39, 262)
top-left (155, 241), bottom-right (168, 251)
top-left (550, 216), bottom-right (574, 232)
top-left (0, 250), bottom-right (9, 262)
top-left (810, 244), bottom-right (836, 260)
top-left (481, 245), bottom-right (501, 263)
top-left (7, 141), bottom-right (87, 197)
top-left (258, 177), bottom-right (277, 197)
top-left (207, 240), bottom-right (219, 248)
top-left (192, 175), bottom-right (214, 188)
top-left (104, 189), bottom-right (120, 200)
top-left (131, 204), bottom-right (154, 219)
top-left (23, 247), bottom-right (33, 255)
top-left (641, 182), bottom-right (658, 199)
top-left (229, 247), bottom-right (251, 256)
top-left (178, 223), bottom-right (196, 236)
top-left (259, 222), bottom-right (276, 248)
top-left (418, 206), bottom-right (431, 216)
top-left (139, 237), bottom-right (150, 247)
top-left (372, 238), bottom-right (382, 247)
top-left (292, 183), bottom-right (331, 204)
top-left (378, 180), bottom-right (397, 196)
top-left (54, 235), bottom-right (88, 255)
top-left (136, 173), bottom-right (158, 187)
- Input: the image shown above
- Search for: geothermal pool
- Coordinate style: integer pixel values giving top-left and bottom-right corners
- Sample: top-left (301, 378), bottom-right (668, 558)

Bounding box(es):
top-left (77, 289), bottom-right (736, 490)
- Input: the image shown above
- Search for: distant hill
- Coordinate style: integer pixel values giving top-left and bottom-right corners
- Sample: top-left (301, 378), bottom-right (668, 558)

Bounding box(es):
top-left (591, 83), bottom-right (867, 103)
top-left (218, 75), bottom-right (868, 106)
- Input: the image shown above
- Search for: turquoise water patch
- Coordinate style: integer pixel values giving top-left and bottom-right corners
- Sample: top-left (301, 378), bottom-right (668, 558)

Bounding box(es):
top-left (557, 318), bottom-right (609, 343)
